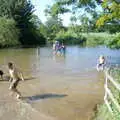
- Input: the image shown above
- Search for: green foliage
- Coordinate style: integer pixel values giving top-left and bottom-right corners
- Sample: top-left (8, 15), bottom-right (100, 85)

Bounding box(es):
top-left (44, 2), bottom-right (70, 17)
top-left (83, 32), bottom-right (113, 47)
top-left (0, 17), bottom-right (19, 47)
top-left (106, 33), bottom-right (120, 49)
top-left (93, 104), bottom-right (113, 120)
top-left (0, 0), bottom-right (46, 46)
top-left (94, 68), bottom-right (120, 120)
top-left (96, 1), bottom-right (120, 27)
top-left (44, 16), bottom-right (64, 41)
top-left (55, 30), bottom-right (86, 45)
top-left (13, 0), bottom-right (45, 45)
top-left (50, 3), bottom-right (70, 17)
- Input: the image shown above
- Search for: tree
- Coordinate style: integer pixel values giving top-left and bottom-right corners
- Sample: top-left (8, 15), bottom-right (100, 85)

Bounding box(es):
top-left (0, 0), bottom-right (46, 45)
top-left (44, 2), bottom-right (70, 18)
top-left (96, 0), bottom-right (120, 27)
top-left (0, 17), bottom-right (19, 47)
top-left (47, 0), bottom-right (120, 27)
top-left (45, 16), bottom-right (64, 42)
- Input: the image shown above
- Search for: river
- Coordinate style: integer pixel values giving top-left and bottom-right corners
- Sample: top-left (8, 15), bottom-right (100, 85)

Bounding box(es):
top-left (0, 46), bottom-right (120, 120)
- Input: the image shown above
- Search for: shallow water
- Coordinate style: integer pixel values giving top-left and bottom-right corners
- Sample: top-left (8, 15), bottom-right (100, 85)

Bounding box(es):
top-left (0, 46), bottom-right (120, 120)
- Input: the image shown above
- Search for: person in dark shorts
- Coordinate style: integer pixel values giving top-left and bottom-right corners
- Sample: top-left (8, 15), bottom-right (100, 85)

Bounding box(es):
top-left (8, 62), bottom-right (24, 99)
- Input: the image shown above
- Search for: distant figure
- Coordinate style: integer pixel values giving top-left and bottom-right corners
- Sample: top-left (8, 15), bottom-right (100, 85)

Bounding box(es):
top-left (8, 62), bottom-right (24, 99)
top-left (53, 43), bottom-right (56, 51)
top-left (0, 70), bottom-right (4, 80)
top-left (60, 43), bottom-right (66, 55)
top-left (53, 41), bottom-right (60, 55)
top-left (96, 55), bottom-right (106, 71)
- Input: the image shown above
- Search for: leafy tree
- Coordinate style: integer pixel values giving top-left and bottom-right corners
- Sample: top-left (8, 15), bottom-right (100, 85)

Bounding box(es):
top-left (0, 0), bottom-right (46, 45)
top-left (96, 0), bottom-right (120, 27)
top-left (44, 16), bottom-right (64, 42)
top-left (44, 2), bottom-right (70, 17)
top-left (0, 17), bottom-right (19, 47)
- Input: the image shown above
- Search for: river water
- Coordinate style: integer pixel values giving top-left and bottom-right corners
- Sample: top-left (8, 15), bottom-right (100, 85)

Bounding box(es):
top-left (0, 46), bottom-right (120, 120)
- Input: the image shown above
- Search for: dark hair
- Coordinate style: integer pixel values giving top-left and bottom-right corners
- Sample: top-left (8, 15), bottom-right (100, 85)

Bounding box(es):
top-left (8, 62), bottom-right (13, 69)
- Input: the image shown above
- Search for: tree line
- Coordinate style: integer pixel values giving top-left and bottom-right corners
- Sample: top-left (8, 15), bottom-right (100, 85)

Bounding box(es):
top-left (0, 0), bottom-right (46, 47)
top-left (39, 0), bottom-right (120, 48)
top-left (0, 0), bottom-right (120, 48)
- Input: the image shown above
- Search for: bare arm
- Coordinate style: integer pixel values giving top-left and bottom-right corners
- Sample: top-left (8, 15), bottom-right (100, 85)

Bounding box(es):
top-left (19, 72), bottom-right (24, 81)
top-left (16, 67), bottom-right (25, 81)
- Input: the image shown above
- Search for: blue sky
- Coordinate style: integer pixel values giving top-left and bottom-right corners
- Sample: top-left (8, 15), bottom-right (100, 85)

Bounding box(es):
top-left (30, 0), bottom-right (72, 26)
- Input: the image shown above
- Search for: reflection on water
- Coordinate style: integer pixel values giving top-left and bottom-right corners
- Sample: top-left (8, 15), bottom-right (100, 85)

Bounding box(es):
top-left (0, 46), bottom-right (120, 120)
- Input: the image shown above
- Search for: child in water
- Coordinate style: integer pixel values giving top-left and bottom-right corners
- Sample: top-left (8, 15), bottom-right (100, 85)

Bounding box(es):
top-left (97, 55), bottom-right (106, 71)
top-left (8, 62), bottom-right (24, 99)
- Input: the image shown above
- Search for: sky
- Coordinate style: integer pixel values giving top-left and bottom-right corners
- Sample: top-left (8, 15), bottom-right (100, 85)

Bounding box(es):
top-left (30, 0), bottom-right (103, 26)
top-left (30, 0), bottom-right (72, 26)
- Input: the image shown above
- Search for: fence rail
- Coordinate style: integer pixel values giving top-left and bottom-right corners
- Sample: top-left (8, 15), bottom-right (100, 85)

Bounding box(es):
top-left (104, 69), bottom-right (120, 114)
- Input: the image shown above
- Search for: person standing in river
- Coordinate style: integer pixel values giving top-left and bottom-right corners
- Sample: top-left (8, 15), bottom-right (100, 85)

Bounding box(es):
top-left (8, 62), bottom-right (24, 99)
top-left (96, 55), bottom-right (106, 71)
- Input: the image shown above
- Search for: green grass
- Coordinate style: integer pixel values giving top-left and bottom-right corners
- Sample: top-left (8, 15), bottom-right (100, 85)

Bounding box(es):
top-left (82, 32), bottom-right (115, 47)
top-left (93, 68), bottom-right (120, 120)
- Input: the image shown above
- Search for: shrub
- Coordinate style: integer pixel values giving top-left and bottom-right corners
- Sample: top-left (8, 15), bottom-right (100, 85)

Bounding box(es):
top-left (83, 32), bottom-right (114, 47)
top-left (55, 30), bottom-right (86, 45)
top-left (0, 17), bottom-right (20, 47)
top-left (106, 33), bottom-right (120, 49)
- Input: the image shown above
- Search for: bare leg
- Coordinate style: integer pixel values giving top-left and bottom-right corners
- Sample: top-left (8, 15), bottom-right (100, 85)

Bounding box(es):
top-left (1, 75), bottom-right (3, 80)
top-left (9, 80), bottom-right (21, 99)
top-left (12, 88), bottom-right (21, 99)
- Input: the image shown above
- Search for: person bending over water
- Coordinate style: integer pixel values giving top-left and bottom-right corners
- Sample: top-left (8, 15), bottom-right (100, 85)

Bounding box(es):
top-left (97, 55), bottom-right (106, 71)
top-left (8, 62), bottom-right (24, 99)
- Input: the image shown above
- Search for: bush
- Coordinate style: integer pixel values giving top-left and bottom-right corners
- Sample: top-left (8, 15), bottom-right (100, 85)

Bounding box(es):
top-left (55, 30), bottom-right (86, 45)
top-left (0, 17), bottom-right (20, 47)
top-left (83, 32), bottom-right (114, 47)
top-left (106, 33), bottom-right (120, 49)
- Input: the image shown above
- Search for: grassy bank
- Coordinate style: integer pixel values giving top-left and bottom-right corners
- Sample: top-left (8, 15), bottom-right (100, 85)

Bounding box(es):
top-left (93, 68), bottom-right (120, 120)
top-left (55, 31), bottom-right (117, 48)
top-left (82, 32), bottom-right (115, 47)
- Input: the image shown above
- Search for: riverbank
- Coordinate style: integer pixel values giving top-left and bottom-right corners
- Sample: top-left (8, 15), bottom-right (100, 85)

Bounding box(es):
top-left (93, 67), bottom-right (120, 120)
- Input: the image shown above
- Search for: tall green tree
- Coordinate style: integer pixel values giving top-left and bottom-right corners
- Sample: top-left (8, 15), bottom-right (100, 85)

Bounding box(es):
top-left (45, 16), bottom-right (64, 42)
top-left (44, 3), bottom-right (67, 42)
top-left (0, 17), bottom-right (19, 47)
top-left (0, 0), bottom-right (46, 45)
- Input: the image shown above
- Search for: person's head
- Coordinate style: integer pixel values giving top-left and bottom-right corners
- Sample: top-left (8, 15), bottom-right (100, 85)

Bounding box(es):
top-left (99, 55), bottom-right (105, 59)
top-left (8, 62), bottom-right (14, 69)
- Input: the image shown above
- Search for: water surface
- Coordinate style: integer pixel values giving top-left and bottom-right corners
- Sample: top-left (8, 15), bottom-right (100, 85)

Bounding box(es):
top-left (0, 46), bottom-right (120, 120)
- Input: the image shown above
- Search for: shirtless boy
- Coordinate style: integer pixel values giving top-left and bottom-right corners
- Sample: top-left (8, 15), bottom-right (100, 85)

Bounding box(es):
top-left (8, 62), bottom-right (24, 99)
